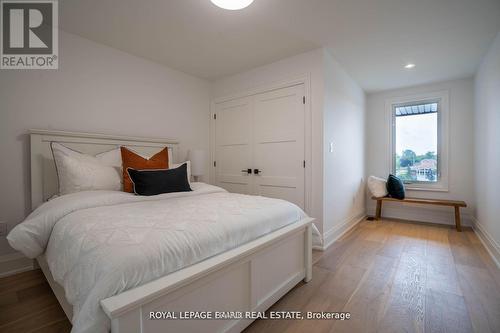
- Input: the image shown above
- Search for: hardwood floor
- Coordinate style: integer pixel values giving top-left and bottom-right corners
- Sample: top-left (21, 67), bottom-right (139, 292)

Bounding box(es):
top-left (0, 269), bottom-right (70, 333)
top-left (244, 219), bottom-right (500, 333)
top-left (0, 219), bottom-right (499, 333)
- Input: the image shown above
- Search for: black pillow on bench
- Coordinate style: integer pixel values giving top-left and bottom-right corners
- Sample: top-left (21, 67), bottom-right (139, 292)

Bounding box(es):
top-left (386, 174), bottom-right (405, 199)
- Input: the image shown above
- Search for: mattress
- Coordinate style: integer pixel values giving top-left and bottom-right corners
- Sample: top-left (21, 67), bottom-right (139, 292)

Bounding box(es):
top-left (8, 183), bottom-right (311, 333)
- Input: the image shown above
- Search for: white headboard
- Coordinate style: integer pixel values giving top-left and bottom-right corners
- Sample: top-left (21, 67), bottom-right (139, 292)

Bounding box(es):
top-left (30, 129), bottom-right (179, 210)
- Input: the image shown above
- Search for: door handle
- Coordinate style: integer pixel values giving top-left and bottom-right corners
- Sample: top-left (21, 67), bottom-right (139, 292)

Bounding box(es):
top-left (241, 169), bottom-right (252, 174)
top-left (253, 169), bottom-right (261, 175)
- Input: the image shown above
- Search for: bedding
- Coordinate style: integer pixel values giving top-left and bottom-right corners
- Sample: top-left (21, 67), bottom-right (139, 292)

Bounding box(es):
top-left (170, 160), bottom-right (192, 184)
top-left (121, 147), bottom-right (169, 192)
top-left (51, 143), bottom-right (122, 194)
top-left (7, 183), bottom-right (315, 333)
top-left (127, 163), bottom-right (192, 195)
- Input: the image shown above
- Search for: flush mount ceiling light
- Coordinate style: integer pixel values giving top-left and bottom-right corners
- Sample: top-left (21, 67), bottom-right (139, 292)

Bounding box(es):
top-left (404, 63), bottom-right (416, 69)
top-left (210, 0), bottom-right (254, 10)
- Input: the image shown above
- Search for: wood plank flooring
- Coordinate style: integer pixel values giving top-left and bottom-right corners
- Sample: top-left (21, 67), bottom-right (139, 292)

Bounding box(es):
top-left (244, 219), bottom-right (500, 333)
top-left (0, 219), bottom-right (499, 333)
top-left (0, 269), bottom-right (70, 333)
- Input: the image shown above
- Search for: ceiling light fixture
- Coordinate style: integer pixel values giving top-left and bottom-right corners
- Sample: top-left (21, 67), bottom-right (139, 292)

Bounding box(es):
top-left (210, 0), bottom-right (254, 10)
top-left (404, 63), bottom-right (416, 69)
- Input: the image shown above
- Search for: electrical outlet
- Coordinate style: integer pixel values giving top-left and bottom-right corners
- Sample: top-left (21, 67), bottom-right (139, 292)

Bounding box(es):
top-left (0, 222), bottom-right (7, 236)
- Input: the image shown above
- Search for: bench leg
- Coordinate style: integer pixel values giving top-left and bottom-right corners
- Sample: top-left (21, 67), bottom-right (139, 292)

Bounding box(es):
top-left (375, 200), bottom-right (382, 220)
top-left (454, 206), bottom-right (462, 232)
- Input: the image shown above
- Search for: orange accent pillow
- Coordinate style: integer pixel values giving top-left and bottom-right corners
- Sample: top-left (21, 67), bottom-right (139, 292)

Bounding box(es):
top-left (121, 147), bottom-right (169, 193)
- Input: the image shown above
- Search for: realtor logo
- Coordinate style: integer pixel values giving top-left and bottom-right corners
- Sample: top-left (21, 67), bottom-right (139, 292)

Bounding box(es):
top-left (1, 0), bottom-right (58, 69)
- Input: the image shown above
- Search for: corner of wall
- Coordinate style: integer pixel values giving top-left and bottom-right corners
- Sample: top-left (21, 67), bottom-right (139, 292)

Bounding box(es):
top-left (472, 30), bottom-right (500, 267)
top-left (321, 48), bottom-right (367, 240)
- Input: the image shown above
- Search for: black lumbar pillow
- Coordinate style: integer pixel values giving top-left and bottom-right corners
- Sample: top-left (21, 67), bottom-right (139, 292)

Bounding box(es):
top-left (386, 174), bottom-right (405, 199)
top-left (127, 163), bottom-right (192, 196)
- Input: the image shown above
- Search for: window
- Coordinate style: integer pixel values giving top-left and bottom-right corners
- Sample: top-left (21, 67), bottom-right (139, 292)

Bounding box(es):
top-left (388, 91), bottom-right (448, 191)
top-left (392, 101), bottom-right (440, 183)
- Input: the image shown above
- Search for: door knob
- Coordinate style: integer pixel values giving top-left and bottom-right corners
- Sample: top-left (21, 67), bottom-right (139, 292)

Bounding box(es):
top-left (241, 169), bottom-right (252, 174)
top-left (253, 169), bottom-right (261, 175)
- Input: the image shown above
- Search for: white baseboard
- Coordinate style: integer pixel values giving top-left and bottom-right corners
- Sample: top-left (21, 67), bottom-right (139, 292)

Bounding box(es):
top-left (471, 216), bottom-right (500, 269)
top-left (0, 252), bottom-right (35, 278)
top-left (318, 212), bottom-right (366, 251)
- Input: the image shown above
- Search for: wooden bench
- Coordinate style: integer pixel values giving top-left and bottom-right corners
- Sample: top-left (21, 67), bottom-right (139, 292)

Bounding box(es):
top-left (372, 196), bottom-right (467, 231)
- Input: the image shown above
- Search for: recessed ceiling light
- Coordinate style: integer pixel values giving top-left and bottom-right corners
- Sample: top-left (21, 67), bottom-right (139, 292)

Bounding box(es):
top-left (210, 0), bottom-right (254, 10)
top-left (404, 63), bottom-right (416, 69)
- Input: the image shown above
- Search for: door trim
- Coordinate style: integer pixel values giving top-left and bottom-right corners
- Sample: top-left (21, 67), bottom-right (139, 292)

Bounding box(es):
top-left (210, 74), bottom-right (312, 216)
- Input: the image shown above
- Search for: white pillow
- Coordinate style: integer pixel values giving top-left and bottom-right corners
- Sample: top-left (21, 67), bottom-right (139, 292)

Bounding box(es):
top-left (51, 143), bottom-right (122, 195)
top-left (170, 161), bottom-right (192, 184)
top-left (367, 176), bottom-right (388, 198)
top-left (95, 148), bottom-right (122, 169)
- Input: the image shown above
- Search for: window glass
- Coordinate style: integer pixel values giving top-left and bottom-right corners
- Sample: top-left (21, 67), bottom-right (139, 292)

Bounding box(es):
top-left (393, 102), bottom-right (439, 183)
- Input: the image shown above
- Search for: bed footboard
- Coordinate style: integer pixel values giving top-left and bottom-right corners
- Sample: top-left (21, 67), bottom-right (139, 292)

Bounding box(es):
top-left (101, 218), bottom-right (314, 333)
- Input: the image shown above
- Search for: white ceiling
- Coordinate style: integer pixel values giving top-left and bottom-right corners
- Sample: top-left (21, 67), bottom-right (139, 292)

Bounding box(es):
top-left (60, 0), bottom-right (500, 92)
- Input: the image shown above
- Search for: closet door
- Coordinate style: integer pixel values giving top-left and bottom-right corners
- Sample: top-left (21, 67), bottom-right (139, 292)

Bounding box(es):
top-left (214, 97), bottom-right (253, 194)
top-left (252, 84), bottom-right (305, 208)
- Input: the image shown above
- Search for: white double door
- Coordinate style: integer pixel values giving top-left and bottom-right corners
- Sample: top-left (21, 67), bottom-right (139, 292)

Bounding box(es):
top-left (214, 84), bottom-right (305, 209)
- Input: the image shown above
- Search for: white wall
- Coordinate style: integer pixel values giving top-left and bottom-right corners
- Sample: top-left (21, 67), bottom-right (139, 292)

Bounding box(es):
top-left (0, 31), bottom-right (211, 256)
top-left (323, 51), bottom-right (366, 246)
top-left (212, 48), bottom-right (368, 245)
top-left (366, 78), bottom-right (475, 225)
top-left (474, 31), bottom-right (500, 263)
top-left (212, 49), bottom-right (326, 233)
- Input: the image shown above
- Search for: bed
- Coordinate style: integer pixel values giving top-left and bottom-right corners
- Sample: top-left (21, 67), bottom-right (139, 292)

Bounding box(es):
top-left (8, 129), bottom-right (314, 333)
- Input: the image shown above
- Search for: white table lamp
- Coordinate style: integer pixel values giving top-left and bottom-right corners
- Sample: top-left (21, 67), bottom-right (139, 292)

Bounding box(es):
top-left (188, 149), bottom-right (206, 182)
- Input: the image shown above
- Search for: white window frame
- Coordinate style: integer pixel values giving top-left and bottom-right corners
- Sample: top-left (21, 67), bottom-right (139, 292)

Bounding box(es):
top-left (386, 90), bottom-right (449, 192)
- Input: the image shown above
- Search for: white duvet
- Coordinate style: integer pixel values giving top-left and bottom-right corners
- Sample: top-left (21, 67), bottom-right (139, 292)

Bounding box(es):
top-left (7, 183), bottom-right (314, 333)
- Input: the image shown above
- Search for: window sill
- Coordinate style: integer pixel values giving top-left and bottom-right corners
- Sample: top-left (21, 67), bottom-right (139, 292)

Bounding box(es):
top-left (405, 186), bottom-right (449, 192)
